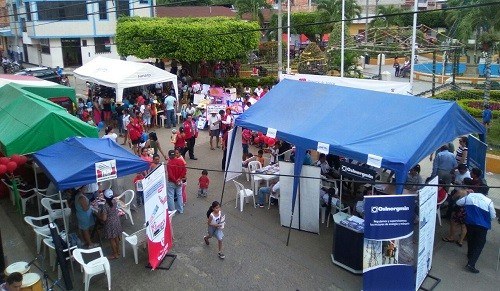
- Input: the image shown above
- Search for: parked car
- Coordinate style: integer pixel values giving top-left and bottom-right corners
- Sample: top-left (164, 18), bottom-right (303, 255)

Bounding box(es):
top-left (15, 67), bottom-right (60, 83)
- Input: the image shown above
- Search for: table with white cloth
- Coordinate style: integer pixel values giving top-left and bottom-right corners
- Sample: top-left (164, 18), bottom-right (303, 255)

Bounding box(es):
top-left (253, 164), bottom-right (280, 188)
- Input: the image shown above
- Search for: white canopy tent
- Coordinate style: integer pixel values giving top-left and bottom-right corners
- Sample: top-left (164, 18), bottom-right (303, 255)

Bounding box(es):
top-left (73, 56), bottom-right (178, 103)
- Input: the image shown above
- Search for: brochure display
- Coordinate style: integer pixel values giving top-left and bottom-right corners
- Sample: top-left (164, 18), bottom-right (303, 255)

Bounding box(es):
top-left (363, 194), bottom-right (417, 291)
top-left (331, 212), bottom-right (364, 274)
top-left (143, 164), bottom-right (173, 270)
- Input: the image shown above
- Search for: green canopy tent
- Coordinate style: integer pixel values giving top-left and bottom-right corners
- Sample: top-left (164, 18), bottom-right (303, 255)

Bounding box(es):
top-left (0, 83), bottom-right (97, 156)
top-left (0, 74), bottom-right (77, 113)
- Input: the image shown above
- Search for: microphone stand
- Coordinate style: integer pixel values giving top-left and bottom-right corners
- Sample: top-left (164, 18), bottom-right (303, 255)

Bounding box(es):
top-left (26, 254), bottom-right (65, 291)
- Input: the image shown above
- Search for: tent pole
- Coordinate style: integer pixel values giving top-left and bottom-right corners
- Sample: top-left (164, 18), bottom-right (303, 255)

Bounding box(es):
top-left (33, 161), bottom-right (42, 216)
top-left (286, 212), bottom-right (294, 246)
top-left (298, 186), bottom-right (301, 230)
top-left (58, 191), bottom-right (75, 278)
top-left (220, 128), bottom-right (238, 205)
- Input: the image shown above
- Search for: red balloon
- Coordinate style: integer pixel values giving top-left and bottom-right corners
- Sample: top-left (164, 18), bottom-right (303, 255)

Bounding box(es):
top-left (19, 155), bottom-right (28, 165)
top-left (10, 155), bottom-right (22, 165)
top-left (0, 164), bottom-right (6, 175)
top-left (254, 137), bottom-right (261, 144)
top-left (0, 157), bottom-right (9, 165)
top-left (267, 138), bottom-right (276, 146)
top-left (6, 161), bottom-right (17, 172)
top-left (257, 132), bottom-right (264, 137)
top-left (263, 136), bottom-right (270, 144)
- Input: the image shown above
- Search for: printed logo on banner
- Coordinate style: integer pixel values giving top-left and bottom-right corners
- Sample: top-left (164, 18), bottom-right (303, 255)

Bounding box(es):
top-left (95, 160), bottom-right (117, 182)
top-left (340, 161), bottom-right (376, 181)
top-left (142, 164), bottom-right (172, 270)
top-left (363, 195), bottom-right (417, 291)
top-left (367, 154), bottom-right (382, 168)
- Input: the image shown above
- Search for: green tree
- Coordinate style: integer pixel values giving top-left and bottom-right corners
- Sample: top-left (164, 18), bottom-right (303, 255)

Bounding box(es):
top-left (269, 12), bottom-right (330, 43)
top-left (445, 0), bottom-right (500, 104)
top-left (116, 17), bottom-right (260, 76)
top-left (234, 0), bottom-right (271, 24)
top-left (375, 5), bottom-right (406, 27)
top-left (326, 22), bottom-right (360, 77)
top-left (316, 0), bottom-right (362, 23)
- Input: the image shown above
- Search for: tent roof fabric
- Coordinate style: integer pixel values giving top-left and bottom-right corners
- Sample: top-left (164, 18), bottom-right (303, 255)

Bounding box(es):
top-left (0, 74), bottom-right (76, 104)
top-left (0, 84), bottom-right (97, 156)
top-left (73, 57), bottom-right (178, 102)
top-left (235, 79), bottom-right (485, 176)
top-left (33, 137), bottom-right (149, 190)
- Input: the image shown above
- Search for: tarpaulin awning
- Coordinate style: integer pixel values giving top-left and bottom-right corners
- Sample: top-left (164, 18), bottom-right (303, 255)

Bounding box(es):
top-left (0, 84), bottom-right (97, 156)
top-left (73, 56), bottom-right (178, 103)
top-left (33, 137), bottom-right (149, 190)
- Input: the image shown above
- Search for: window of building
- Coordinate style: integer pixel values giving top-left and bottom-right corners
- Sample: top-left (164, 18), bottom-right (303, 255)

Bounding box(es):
top-left (20, 18), bottom-right (26, 32)
top-left (40, 39), bottom-right (50, 54)
top-left (116, 0), bottom-right (131, 18)
top-left (25, 2), bottom-right (32, 21)
top-left (12, 4), bottom-right (18, 21)
top-left (95, 37), bottom-right (111, 54)
top-left (98, 0), bottom-right (107, 20)
top-left (37, 1), bottom-right (88, 21)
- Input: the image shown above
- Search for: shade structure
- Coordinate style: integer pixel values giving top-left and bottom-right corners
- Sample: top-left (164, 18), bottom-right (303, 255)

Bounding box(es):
top-left (33, 137), bottom-right (150, 190)
top-left (0, 84), bottom-right (97, 156)
top-left (232, 79), bottom-right (486, 208)
top-left (0, 74), bottom-right (77, 105)
top-left (73, 56), bottom-right (178, 103)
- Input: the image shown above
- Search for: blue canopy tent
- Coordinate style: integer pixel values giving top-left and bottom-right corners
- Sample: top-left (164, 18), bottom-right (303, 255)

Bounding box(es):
top-left (33, 137), bottom-right (149, 190)
top-left (228, 79), bottom-right (485, 239)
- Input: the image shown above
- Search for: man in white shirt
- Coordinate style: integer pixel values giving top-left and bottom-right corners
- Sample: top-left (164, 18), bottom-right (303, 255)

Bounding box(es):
top-left (208, 111), bottom-right (221, 150)
top-left (254, 85), bottom-right (263, 97)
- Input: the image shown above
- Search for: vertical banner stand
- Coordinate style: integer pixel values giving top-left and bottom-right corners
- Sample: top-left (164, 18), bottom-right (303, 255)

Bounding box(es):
top-left (145, 254), bottom-right (177, 270)
top-left (419, 274), bottom-right (441, 291)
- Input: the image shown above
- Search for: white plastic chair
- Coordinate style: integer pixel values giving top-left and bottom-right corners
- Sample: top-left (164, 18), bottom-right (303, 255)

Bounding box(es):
top-left (247, 161), bottom-right (263, 194)
top-left (2, 178), bottom-right (37, 213)
top-left (24, 215), bottom-right (52, 254)
top-left (436, 192), bottom-right (448, 226)
top-left (99, 180), bottom-right (112, 191)
top-left (116, 190), bottom-right (135, 225)
top-left (233, 180), bottom-right (255, 212)
top-left (43, 238), bottom-right (77, 276)
top-left (122, 228), bottom-right (147, 264)
top-left (41, 198), bottom-right (71, 222)
top-left (242, 156), bottom-right (256, 181)
top-left (73, 247), bottom-right (111, 291)
top-left (268, 190), bottom-right (279, 209)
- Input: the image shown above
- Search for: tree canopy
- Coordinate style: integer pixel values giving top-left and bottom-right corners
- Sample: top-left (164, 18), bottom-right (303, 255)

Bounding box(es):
top-left (116, 17), bottom-right (261, 62)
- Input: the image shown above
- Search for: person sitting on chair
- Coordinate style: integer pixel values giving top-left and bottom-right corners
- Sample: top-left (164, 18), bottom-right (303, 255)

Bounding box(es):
top-left (0, 272), bottom-right (23, 291)
top-left (315, 153), bottom-right (334, 178)
top-left (255, 182), bottom-right (279, 208)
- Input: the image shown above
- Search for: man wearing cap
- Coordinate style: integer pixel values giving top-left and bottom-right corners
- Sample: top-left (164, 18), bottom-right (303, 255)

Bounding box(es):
top-left (164, 90), bottom-right (177, 128)
top-left (208, 111), bottom-right (221, 150)
top-left (166, 150), bottom-right (187, 213)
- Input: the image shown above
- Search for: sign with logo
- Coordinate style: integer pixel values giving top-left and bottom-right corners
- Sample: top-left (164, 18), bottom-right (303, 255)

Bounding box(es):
top-left (207, 104), bottom-right (226, 114)
top-left (317, 142), bottom-right (329, 155)
top-left (363, 194), bottom-right (416, 291)
top-left (143, 164), bottom-right (172, 270)
top-left (415, 178), bottom-right (438, 289)
top-left (95, 160), bottom-right (117, 182)
top-left (340, 161), bottom-right (376, 181)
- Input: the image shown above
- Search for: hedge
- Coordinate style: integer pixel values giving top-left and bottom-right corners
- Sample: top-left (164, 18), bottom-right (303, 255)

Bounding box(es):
top-left (455, 99), bottom-right (500, 118)
top-left (433, 89), bottom-right (500, 101)
top-left (204, 76), bottom-right (278, 88)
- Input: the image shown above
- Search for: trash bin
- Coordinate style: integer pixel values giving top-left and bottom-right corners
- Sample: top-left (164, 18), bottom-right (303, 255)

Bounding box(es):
top-left (365, 54), bottom-right (370, 65)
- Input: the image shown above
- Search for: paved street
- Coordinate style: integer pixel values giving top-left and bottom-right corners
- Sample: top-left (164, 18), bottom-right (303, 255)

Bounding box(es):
top-left (2, 66), bottom-right (500, 290)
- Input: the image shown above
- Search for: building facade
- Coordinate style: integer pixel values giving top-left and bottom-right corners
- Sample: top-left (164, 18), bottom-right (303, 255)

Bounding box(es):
top-left (6, 0), bottom-right (154, 68)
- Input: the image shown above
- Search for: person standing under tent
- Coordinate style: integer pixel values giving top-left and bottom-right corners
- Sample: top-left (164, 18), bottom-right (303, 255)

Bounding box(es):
top-left (98, 189), bottom-right (122, 260)
top-left (164, 90), bottom-right (177, 128)
top-left (74, 186), bottom-right (96, 248)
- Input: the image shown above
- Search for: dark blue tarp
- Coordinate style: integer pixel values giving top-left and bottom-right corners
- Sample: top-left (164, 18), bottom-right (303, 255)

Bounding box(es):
top-left (234, 79), bottom-right (486, 200)
top-left (33, 137), bottom-right (149, 190)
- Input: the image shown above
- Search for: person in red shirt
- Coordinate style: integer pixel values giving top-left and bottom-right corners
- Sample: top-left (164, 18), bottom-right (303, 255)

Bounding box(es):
top-left (166, 150), bottom-right (187, 213)
top-left (182, 114), bottom-right (198, 160)
top-left (198, 170), bottom-right (210, 197)
top-left (175, 127), bottom-right (187, 155)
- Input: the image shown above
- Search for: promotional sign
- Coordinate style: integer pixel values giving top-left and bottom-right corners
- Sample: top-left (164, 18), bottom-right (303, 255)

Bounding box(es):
top-left (363, 195), bottom-right (416, 291)
top-left (340, 161), bottom-right (376, 181)
top-left (207, 104), bottom-right (226, 114)
top-left (227, 100), bottom-right (243, 115)
top-left (197, 116), bottom-right (207, 129)
top-left (467, 134), bottom-right (487, 176)
top-left (95, 160), bottom-right (117, 182)
top-left (143, 164), bottom-right (172, 270)
top-left (415, 177), bottom-right (438, 290)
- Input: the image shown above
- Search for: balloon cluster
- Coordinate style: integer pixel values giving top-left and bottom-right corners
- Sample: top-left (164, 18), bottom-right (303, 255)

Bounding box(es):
top-left (253, 132), bottom-right (276, 146)
top-left (0, 154), bottom-right (28, 175)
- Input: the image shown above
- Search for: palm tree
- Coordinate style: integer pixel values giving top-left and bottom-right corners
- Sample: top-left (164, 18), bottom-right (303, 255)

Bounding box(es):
top-left (376, 5), bottom-right (405, 28)
top-left (316, 0), bottom-right (362, 23)
top-left (446, 0), bottom-right (500, 104)
top-left (234, 0), bottom-right (271, 25)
